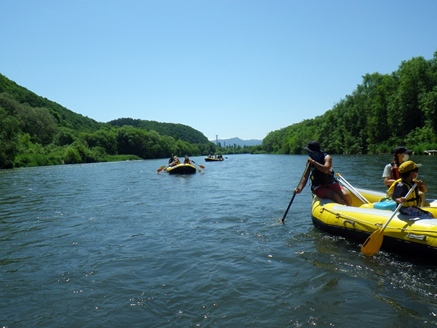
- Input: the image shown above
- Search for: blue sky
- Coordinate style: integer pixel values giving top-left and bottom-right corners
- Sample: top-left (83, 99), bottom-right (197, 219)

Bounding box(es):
top-left (1, 1), bottom-right (437, 140)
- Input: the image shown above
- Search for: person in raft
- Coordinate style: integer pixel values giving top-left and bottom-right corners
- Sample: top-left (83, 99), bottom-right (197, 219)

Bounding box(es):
top-left (184, 155), bottom-right (192, 164)
top-left (169, 155), bottom-right (180, 167)
top-left (294, 141), bottom-right (352, 206)
top-left (382, 146), bottom-right (413, 188)
top-left (168, 154), bottom-right (175, 164)
top-left (388, 160), bottom-right (433, 218)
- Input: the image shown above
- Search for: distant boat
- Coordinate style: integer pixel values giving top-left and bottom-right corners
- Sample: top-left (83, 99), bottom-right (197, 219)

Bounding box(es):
top-left (204, 157), bottom-right (224, 162)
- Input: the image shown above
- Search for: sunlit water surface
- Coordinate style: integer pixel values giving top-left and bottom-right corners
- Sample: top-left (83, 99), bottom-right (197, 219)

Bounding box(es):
top-left (2, 154), bottom-right (437, 327)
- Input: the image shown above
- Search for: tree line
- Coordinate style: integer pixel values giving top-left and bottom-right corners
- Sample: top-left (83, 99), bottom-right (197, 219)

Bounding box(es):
top-left (262, 50), bottom-right (437, 155)
top-left (0, 80), bottom-right (218, 169)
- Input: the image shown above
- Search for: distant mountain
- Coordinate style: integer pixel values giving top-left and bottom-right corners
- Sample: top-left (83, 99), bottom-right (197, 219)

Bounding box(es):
top-left (209, 137), bottom-right (262, 147)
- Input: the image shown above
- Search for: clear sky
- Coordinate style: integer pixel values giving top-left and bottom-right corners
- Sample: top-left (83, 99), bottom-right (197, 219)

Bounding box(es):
top-left (1, 0), bottom-right (437, 140)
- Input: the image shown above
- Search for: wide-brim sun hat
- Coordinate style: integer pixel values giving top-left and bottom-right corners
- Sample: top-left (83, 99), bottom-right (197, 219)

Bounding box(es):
top-left (303, 140), bottom-right (323, 153)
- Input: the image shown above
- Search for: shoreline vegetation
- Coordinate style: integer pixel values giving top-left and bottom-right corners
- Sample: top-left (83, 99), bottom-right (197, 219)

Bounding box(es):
top-left (1, 50), bottom-right (437, 169)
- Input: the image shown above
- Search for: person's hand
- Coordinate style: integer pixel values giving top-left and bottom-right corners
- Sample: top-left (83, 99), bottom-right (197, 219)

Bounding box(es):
top-left (294, 188), bottom-right (301, 194)
top-left (397, 197), bottom-right (406, 204)
top-left (307, 157), bottom-right (317, 165)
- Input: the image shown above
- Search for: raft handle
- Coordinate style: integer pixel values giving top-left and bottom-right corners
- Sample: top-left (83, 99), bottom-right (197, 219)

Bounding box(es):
top-left (343, 219), bottom-right (355, 227)
top-left (407, 233), bottom-right (426, 241)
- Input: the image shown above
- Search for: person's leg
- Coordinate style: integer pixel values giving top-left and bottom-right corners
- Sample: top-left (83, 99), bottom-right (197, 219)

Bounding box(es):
top-left (325, 190), bottom-right (348, 205)
top-left (314, 186), bottom-right (348, 205)
top-left (315, 184), bottom-right (351, 205)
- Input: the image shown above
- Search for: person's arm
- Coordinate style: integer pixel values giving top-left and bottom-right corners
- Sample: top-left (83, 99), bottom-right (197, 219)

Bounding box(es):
top-left (308, 154), bottom-right (332, 174)
top-left (382, 164), bottom-right (394, 187)
top-left (392, 184), bottom-right (406, 204)
top-left (384, 177), bottom-right (396, 187)
top-left (294, 159), bottom-right (311, 194)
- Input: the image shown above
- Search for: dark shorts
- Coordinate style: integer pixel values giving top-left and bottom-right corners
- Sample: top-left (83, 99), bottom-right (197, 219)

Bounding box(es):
top-left (313, 183), bottom-right (343, 198)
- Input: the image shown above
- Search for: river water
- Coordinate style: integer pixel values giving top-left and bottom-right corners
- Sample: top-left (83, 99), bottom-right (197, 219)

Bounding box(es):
top-left (2, 154), bottom-right (437, 327)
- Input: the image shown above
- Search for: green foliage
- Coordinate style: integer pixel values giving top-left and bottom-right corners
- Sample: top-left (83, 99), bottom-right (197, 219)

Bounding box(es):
top-left (53, 127), bottom-right (78, 146)
top-left (64, 147), bottom-right (82, 164)
top-left (0, 74), bottom-right (103, 132)
top-left (262, 50), bottom-right (437, 155)
top-left (0, 106), bottom-right (20, 168)
top-left (82, 129), bottom-right (117, 155)
top-left (108, 117), bottom-right (209, 144)
top-left (14, 153), bottom-right (63, 167)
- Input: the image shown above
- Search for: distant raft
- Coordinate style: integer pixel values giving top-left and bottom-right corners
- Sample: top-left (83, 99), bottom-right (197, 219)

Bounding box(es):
top-left (311, 187), bottom-right (437, 259)
top-left (165, 163), bottom-right (197, 174)
top-left (204, 157), bottom-right (224, 162)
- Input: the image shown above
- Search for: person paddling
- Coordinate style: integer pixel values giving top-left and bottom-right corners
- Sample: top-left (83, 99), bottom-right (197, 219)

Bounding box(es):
top-left (184, 155), bottom-right (192, 164)
top-left (389, 160), bottom-right (433, 218)
top-left (294, 141), bottom-right (351, 206)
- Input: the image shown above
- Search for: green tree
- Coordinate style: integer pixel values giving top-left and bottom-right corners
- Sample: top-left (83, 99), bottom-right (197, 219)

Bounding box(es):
top-left (0, 107), bottom-right (20, 168)
top-left (85, 129), bottom-right (117, 155)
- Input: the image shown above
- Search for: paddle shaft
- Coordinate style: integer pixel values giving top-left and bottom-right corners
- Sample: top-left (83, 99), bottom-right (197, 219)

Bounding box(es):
top-left (281, 162), bottom-right (310, 222)
top-left (157, 165), bottom-right (166, 172)
top-left (336, 173), bottom-right (370, 204)
top-left (191, 160), bottom-right (204, 171)
top-left (381, 183), bottom-right (418, 232)
top-left (361, 183), bottom-right (418, 256)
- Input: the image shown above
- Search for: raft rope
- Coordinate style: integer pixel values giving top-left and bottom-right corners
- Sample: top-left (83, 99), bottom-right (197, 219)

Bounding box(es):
top-left (320, 205), bottom-right (437, 237)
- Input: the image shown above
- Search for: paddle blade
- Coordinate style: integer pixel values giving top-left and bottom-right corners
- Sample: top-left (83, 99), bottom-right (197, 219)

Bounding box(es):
top-left (157, 165), bottom-right (166, 172)
top-left (199, 165), bottom-right (205, 169)
top-left (361, 229), bottom-right (384, 256)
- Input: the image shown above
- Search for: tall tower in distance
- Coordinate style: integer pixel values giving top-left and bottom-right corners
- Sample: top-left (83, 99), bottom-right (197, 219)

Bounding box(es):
top-left (216, 135), bottom-right (218, 145)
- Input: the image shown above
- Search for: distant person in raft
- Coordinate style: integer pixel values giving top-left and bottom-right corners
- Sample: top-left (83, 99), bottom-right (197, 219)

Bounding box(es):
top-left (169, 155), bottom-right (180, 167)
top-left (184, 155), bottom-right (192, 164)
top-left (388, 160), bottom-right (433, 218)
top-left (168, 154), bottom-right (175, 164)
top-left (294, 141), bottom-right (352, 206)
top-left (382, 146), bottom-right (413, 188)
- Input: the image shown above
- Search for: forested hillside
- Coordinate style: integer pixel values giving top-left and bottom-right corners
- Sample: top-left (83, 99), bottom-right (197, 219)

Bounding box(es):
top-left (0, 74), bottom-right (215, 169)
top-left (262, 51), bottom-right (437, 155)
top-left (0, 74), bottom-right (103, 132)
top-left (109, 118), bottom-right (209, 144)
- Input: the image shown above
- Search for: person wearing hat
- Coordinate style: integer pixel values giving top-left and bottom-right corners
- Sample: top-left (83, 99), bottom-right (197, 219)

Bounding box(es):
top-left (169, 155), bottom-right (180, 167)
top-left (388, 160), bottom-right (433, 218)
top-left (382, 146), bottom-right (413, 187)
top-left (294, 141), bottom-right (352, 206)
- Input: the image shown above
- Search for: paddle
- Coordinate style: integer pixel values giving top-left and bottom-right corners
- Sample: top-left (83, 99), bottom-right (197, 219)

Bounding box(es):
top-left (191, 160), bottom-right (205, 172)
top-left (335, 173), bottom-right (370, 204)
top-left (361, 183), bottom-right (417, 257)
top-left (281, 162), bottom-right (311, 223)
top-left (157, 165), bottom-right (166, 173)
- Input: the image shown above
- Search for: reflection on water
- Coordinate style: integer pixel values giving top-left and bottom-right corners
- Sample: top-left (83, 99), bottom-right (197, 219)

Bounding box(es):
top-left (1, 154), bottom-right (437, 327)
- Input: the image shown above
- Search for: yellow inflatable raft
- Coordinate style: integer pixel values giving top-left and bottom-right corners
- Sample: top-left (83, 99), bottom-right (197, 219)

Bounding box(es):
top-left (311, 189), bottom-right (437, 258)
top-left (165, 163), bottom-right (197, 174)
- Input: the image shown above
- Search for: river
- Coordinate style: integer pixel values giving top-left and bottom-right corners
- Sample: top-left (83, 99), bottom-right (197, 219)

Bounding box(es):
top-left (1, 154), bottom-right (437, 327)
